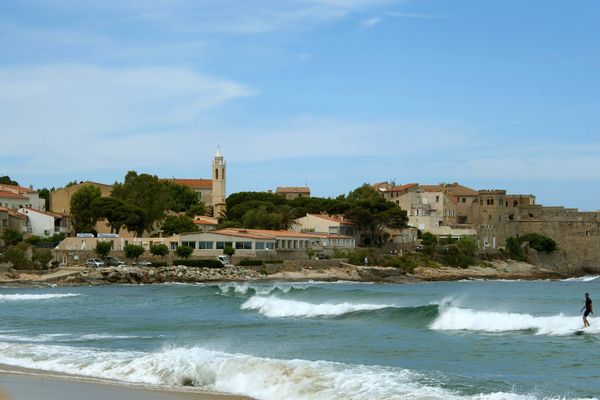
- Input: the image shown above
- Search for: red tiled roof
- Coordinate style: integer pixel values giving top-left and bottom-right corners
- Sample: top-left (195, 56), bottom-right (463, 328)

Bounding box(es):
top-left (166, 178), bottom-right (212, 189)
top-left (0, 206), bottom-right (26, 219)
top-left (193, 217), bottom-right (219, 226)
top-left (21, 207), bottom-right (65, 218)
top-left (385, 183), bottom-right (418, 193)
top-left (209, 228), bottom-right (353, 240)
top-left (0, 190), bottom-right (28, 199)
top-left (0, 183), bottom-right (35, 193)
top-left (276, 186), bottom-right (310, 194)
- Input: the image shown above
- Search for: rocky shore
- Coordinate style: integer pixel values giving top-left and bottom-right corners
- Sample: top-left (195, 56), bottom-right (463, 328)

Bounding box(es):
top-left (0, 259), bottom-right (572, 286)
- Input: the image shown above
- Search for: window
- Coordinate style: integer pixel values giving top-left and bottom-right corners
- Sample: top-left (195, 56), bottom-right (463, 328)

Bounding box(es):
top-left (487, 198), bottom-right (494, 205)
top-left (170, 242), bottom-right (178, 250)
top-left (215, 169), bottom-right (219, 179)
top-left (462, 198), bottom-right (466, 203)
top-left (198, 241), bottom-right (214, 249)
top-left (216, 241), bottom-right (233, 249)
top-left (436, 196), bottom-right (440, 203)
top-left (182, 241), bottom-right (196, 249)
top-left (235, 241), bottom-right (252, 250)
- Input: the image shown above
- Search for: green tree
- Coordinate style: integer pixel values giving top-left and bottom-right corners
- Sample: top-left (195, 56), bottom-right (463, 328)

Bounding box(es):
top-left (91, 197), bottom-right (132, 234)
top-left (3, 243), bottom-right (30, 269)
top-left (123, 204), bottom-right (149, 237)
top-left (242, 206), bottom-right (281, 230)
top-left (150, 243), bottom-right (169, 259)
top-left (0, 176), bottom-right (19, 185)
top-left (175, 245), bottom-right (193, 259)
top-left (25, 235), bottom-right (42, 246)
top-left (421, 232), bottom-right (438, 247)
top-left (32, 249), bottom-right (53, 270)
top-left (185, 203), bottom-right (206, 218)
top-left (112, 171), bottom-right (171, 235)
top-left (124, 244), bottom-right (145, 262)
top-left (223, 245), bottom-right (235, 257)
top-left (95, 241), bottom-right (112, 261)
top-left (518, 233), bottom-right (556, 252)
top-left (161, 215), bottom-right (198, 235)
top-left (163, 181), bottom-right (201, 212)
top-left (38, 188), bottom-right (54, 210)
top-left (457, 236), bottom-right (478, 257)
top-left (506, 237), bottom-right (525, 261)
top-left (2, 229), bottom-right (23, 246)
top-left (70, 185), bottom-right (102, 233)
top-left (277, 205), bottom-right (300, 230)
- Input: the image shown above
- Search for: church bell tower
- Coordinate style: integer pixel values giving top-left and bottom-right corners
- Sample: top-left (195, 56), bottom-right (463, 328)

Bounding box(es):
top-left (212, 146), bottom-right (227, 217)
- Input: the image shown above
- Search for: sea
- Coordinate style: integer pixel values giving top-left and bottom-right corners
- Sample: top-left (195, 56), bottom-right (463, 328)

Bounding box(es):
top-left (0, 278), bottom-right (599, 399)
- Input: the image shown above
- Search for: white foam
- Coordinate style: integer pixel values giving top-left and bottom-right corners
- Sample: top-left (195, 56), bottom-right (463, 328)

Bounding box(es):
top-left (0, 333), bottom-right (144, 343)
top-left (241, 296), bottom-right (392, 318)
top-left (431, 306), bottom-right (599, 335)
top-left (217, 283), bottom-right (309, 296)
top-left (0, 293), bottom-right (80, 301)
top-left (0, 343), bottom-right (553, 400)
top-left (562, 275), bottom-right (600, 282)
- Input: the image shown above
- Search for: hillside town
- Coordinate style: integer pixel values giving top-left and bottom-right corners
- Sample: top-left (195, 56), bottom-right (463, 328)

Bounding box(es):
top-left (1, 148), bottom-right (599, 276)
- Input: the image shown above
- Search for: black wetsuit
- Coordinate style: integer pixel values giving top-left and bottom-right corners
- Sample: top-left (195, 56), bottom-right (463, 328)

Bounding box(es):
top-left (584, 297), bottom-right (592, 317)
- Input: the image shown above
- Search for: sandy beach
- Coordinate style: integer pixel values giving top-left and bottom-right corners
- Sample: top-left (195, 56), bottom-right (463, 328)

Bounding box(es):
top-left (0, 364), bottom-right (253, 400)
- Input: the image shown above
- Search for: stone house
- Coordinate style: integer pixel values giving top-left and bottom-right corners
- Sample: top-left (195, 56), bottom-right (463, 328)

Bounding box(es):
top-left (275, 186), bottom-right (310, 199)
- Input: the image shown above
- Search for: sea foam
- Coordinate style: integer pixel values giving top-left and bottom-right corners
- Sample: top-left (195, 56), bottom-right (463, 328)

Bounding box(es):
top-left (241, 295), bottom-right (393, 318)
top-left (431, 306), bottom-right (598, 335)
top-left (0, 343), bottom-right (559, 400)
top-left (0, 293), bottom-right (80, 301)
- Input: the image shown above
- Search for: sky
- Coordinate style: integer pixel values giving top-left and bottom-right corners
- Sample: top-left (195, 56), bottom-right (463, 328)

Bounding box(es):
top-left (1, 0), bottom-right (599, 210)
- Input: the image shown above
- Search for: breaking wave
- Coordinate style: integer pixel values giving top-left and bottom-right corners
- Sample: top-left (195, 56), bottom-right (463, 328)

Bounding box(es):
top-left (241, 295), bottom-right (394, 318)
top-left (0, 293), bottom-right (80, 301)
top-left (431, 306), bottom-right (598, 335)
top-left (215, 282), bottom-right (311, 297)
top-left (562, 275), bottom-right (600, 282)
top-left (0, 343), bottom-right (562, 400)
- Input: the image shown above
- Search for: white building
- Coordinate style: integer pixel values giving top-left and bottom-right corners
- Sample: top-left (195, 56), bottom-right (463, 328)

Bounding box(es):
top-left (293, 213), bottom-right (355, 236)
top-left (17, 208), bottom-right (70, 237)
top-left (0, 184), bottom-right (45, 210)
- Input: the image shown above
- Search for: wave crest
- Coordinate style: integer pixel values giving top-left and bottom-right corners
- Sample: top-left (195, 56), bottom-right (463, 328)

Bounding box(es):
top-left (0, 293), bottom-right (80, 301)
top-left (431, 306), bottom-right (597, 335)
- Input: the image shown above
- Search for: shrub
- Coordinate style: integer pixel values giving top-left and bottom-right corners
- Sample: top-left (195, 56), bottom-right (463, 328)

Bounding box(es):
top-left (3, 244), bottom-right (30, 269)
top-left (421, 232), bottom-right (438, 247)
top-left (32, 249), bottom-right (53, 270)
top-left (124, 244), bottom-right (145, 261)
top-left (506, 237), bottom-right (525, 261)
top-left (263, 259), bottom-right (284, 264)
top-left (150, 244), bottom-right (169, 258)
top-left (95, 241), bottom-right (112, 260)
top-left (50, 260), bottom-right (60, 269)
top-left (150, 261), bottom-right (168, 268)
top-left (518, 233), bottom-right (556, 253)
top-left (223, 245), bottom-right (235, 257)
top-left (172, 259), bottom-right (223, 268)
top-left (2, 229), bottom-right (23, 246)
top-left (175, 246), bottom-right (193, 259)
top-left (438, 245), bottom-right (476, 268)
top-left (238, 259), bottom-right (264, 266)
top-left (456, 236), bottom-right (478, 257)
top-left (383, 253), bottom-right (433, 272)
top-left (26, 235), bottom-right (42, 246)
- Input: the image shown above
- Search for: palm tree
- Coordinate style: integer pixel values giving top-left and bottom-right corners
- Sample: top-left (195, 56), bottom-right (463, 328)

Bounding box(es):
top-left (278, 205), bottom-right (300, 230)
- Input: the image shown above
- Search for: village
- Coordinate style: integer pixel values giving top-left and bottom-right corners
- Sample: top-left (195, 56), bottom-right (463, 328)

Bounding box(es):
top-left (1, 148), bottom-right (599, 278)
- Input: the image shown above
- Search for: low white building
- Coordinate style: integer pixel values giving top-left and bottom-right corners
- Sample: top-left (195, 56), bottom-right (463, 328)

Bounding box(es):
top-left (0, 184), bottom-right (45, 210)
top-left (18, 208), bottom-right (70, 237)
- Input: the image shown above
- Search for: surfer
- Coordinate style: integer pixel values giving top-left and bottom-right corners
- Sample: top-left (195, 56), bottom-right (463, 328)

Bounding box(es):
top-left (580, 293), bottom-right (593, 328)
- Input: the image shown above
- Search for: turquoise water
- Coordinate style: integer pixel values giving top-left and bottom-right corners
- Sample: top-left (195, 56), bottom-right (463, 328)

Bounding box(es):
top-left (0, 278), bottom-right (599, 399)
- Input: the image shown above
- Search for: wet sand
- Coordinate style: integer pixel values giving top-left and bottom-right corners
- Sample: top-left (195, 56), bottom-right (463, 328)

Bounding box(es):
top-left (0, 364), bottom-right (253, 400)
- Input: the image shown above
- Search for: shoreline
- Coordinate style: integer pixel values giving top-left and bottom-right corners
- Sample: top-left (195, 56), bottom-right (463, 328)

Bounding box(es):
top-left (0, 363), bottom-right (253, 400)
top-left (0, 259), bottom-right (577, 287)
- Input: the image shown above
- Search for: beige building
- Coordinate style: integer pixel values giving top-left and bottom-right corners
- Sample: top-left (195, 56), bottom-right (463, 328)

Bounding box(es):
top-left (54, 235), bottom-right (181, 265)
top-left (179, 228), bottom-right (355, 259)
top-left (293, 213), bottom-right (355, 236)
top-left (193, 216), bottom-right (219, 233)
top-left (276, 186), bottom-right (310, 200)
top-left (50, 181), bottom-right (113, 216)
top-left (0, 206), bottom-right (27, 240)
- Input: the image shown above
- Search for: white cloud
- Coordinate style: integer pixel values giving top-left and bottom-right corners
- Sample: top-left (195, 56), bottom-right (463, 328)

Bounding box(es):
top-left (0, 64), bottom-right (253, 172)
top-left (361, 17), bottom-right (381, 28)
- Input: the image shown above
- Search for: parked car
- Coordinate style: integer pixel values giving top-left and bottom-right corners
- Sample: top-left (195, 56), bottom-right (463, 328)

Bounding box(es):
top-left (132, 260), bottom-right (152, 267)
top-left (85, 258), bottom-right (105, 268)
top-left (105, 256), bottom-right (125, 266)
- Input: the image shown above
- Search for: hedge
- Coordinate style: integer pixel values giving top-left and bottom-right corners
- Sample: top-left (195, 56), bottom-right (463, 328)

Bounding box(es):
top-left (263, 259), bottom-right (284, 264)
top-left (237, 259), bottom-right (264, 266)
top-left (172, 259), bottom-right (224, 268)
top-left (150, 261), bottom-right (168, 268)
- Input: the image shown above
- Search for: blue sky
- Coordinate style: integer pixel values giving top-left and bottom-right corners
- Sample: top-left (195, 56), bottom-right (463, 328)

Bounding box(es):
top-left (1, 0), bottom-right (599, 210)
